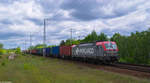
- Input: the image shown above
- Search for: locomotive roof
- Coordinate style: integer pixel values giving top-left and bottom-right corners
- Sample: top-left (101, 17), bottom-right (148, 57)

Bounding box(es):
top-left (77, 41), bottom-right (116, 46)
top-left (77, 43), bottom-right (95, 46)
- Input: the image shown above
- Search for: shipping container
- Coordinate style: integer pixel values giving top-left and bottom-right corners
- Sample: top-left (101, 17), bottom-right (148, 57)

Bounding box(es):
top-left (31, 49), bottom-right (37, 54)
top-left (36, 48), bottom-right (43, 55)
top-left (45, 48), bottom-right (51, 56)
top-left (36, 49), bottom-right (40, 54)
top-left (60, 45), bottom-right (75, 57)
top-left (52, 46), bottom-right (60, 57)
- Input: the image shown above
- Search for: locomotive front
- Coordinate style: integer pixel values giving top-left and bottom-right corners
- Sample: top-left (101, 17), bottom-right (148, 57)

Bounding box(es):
top-left (96, 41), bottom-right (119, 63)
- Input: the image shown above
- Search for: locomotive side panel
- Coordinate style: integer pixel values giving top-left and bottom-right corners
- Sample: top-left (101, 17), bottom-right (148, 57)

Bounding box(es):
top-left (72, 43), bottom-right (98, 59)
top-left (96, 45), bottom-right (104, 57)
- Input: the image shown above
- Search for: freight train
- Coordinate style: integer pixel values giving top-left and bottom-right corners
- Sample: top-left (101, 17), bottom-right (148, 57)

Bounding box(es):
top-left (25, 41), bottom-right (119, 63)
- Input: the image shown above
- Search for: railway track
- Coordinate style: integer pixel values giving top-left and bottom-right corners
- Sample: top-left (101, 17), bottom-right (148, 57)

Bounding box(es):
top-left (29, 55), bottom-right (150, 78)
top-left (35, 55), bottom-right (150, 73)
top-left (111, 62), bottom-right (150, 73)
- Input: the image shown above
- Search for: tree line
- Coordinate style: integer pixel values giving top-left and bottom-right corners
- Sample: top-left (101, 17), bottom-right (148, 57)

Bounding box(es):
top-left (111, 29), bottom-right (150, 64)
top-left (0, 43), bottom-right (21, 55)
top-left (30, 28), bottom-right (150, 65)
top-left (60, 29), bottom-right (150, 65)
top-left (60, 31), bottom-right (108, 46)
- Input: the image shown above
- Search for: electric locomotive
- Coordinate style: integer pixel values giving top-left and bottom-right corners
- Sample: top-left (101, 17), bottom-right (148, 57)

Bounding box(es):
top-left (72, 41), bottom-right (119, 63)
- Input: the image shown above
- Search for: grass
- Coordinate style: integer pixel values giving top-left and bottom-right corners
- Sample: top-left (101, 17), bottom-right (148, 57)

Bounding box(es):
top-left (0, 54), bottom-right (150, 83)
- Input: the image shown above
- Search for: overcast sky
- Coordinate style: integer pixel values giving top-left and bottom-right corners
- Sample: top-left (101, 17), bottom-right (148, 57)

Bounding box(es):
top-left (0, 0), bottom-right (150, 49)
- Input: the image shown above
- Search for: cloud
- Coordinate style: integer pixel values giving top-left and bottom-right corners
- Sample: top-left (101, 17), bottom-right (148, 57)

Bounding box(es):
top-left (0, 0), bottom-right (44, 48)
top-left (61, 0), bottom-right (148, 21)
top-left (0, 32), bottom-right (23, 40)
top-left (61, 0), bottom-right (101, 21)
top-left (0, 0), bottom-right (150, 49)
top-left (0, 19), bottom-right (13, 25)
top-left (26, 17), bottom-right (43, 26)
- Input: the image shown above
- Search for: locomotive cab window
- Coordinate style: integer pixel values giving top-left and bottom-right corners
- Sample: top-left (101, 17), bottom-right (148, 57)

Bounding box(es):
top-left (105, 43), bottom-right (117, 49)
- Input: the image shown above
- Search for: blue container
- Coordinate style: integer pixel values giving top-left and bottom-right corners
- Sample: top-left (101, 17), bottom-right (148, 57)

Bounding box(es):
top-left (45, 48), bottom-right (51, 56)
top-left (52, 46), bottom-right (60, 57)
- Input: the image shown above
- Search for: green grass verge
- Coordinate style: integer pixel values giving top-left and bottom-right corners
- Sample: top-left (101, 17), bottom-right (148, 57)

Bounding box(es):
top-left (0, 54), bottom-right (149, 83)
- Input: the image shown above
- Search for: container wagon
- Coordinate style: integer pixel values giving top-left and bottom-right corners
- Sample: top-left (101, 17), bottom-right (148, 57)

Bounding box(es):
top-left (52, 46), bottom-right (60, 57)
top-left (31, 49), bottom-right (37, 54)
top-left (45, 48), bottom-right (51, 56)
top-left (60, 45), bottom-right (75, 59)
top-left (36, 48), bottom-right (43, 55)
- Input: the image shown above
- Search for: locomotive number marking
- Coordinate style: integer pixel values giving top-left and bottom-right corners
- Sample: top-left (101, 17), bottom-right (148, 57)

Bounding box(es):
top-left (75, 48), bottom-right (94, 55)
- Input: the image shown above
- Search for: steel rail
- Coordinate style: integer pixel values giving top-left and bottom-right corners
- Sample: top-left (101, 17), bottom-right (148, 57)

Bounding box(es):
top-left (111, 62), bottom-right (150, 73)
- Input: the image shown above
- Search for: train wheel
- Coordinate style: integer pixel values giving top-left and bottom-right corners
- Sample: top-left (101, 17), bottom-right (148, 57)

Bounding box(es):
top-left (94, 60), bottom-right (99, 65)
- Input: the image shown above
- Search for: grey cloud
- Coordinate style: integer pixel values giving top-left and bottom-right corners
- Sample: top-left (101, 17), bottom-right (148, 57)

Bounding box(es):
top-left (0, 19), bottom-right (13, 25)
top-left (35, 0), bottom-right (62, 13)
top-left (61, 0), bottom-right (101, 21)
top-left (0, 32), bottom-right (24, 40)
top-left (0, 0), bottom-right (150, 49)
top-left (60, 0), bottom-right (143, 21)
top-left (0, 0), bottom-right (29, 5)
top-left (100, 21), bottom-right (150, 37)
top-left (50, 13), bottom-right (73, 21)
top-left (0, 0), bottom-right (17, 4)
top-left (26, 17), bottom-right (43, 26)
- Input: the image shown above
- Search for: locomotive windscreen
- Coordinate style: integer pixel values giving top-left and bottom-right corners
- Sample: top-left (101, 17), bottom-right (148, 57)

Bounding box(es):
top-left (105, 43), bottom-right (117, 49)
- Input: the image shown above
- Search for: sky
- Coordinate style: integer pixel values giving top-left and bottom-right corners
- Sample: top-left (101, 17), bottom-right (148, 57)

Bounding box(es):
top-left (0, 0), bottom-right (150, 49)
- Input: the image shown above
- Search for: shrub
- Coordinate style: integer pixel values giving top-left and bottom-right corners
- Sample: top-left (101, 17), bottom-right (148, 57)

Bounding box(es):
top-left (1, 62), bottom-right (6, 66)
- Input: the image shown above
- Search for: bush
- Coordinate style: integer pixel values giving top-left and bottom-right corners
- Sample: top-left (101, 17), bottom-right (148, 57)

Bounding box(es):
top-left (1, 62), bottom-right (6, 66)
top-left (15, 47), bottom-right (21, 54)
top-left (0, 49), bottom-right (3, 55)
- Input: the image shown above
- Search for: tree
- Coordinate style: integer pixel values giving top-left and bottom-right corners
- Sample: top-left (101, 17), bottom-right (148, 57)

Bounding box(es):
top-left (28, 46), bottom-right (35, 50)
top-left (35, 44), bottom-right (47, 49)
top-left (60, 40), bottom-right (65, 46)
top-left (97, 32), bottom-right (108, 41)
top-left (111, 33), bottom-right (121, 41)
top-left (81, 30), bottom-right (98, 43)
top-left (47, 45), bottom-right (56, 48)
top-left (61, 39), bottom-right (80, 46)
top-left (0, 43), bottom-right (3, 49)
top-left (65, 39), bottom-right (71, 46)
top-left (28, 44), bottom-right (47, 50)
top-left (15, 47), bottom-right (21, 54)
top-left (91, 30), bottom-right (98, 41)
top-left (71, 39), bottom-right (80, 45)
top-left (111, 29), bottom-right (150, 64)
top-left (0, 50), bottom-right (3, 55)
top-left (0, 43), bottom-right (4, 55)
